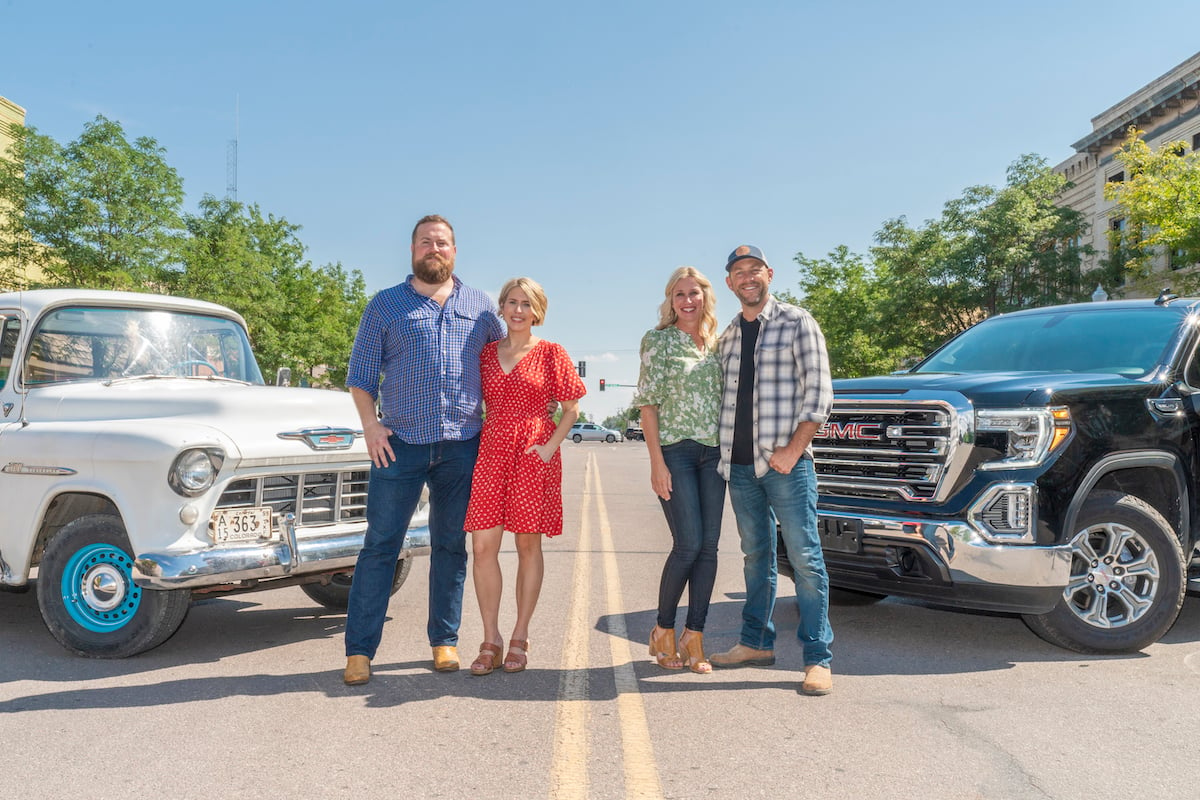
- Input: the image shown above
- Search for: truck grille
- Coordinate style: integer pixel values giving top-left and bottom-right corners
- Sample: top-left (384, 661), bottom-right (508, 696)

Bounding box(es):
top-left (814, 401), bottom-right (959, 502)
top-left (216, 470), bottom-right (369, 531)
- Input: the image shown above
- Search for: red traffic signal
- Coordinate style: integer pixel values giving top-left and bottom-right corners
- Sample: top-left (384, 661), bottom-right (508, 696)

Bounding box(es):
top-left (599, 379), bottom-right (606, 391)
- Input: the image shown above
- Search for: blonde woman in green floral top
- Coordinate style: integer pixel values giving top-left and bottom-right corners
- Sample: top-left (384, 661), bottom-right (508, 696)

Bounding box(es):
top-left (636, 266), bottom-right (724, 673)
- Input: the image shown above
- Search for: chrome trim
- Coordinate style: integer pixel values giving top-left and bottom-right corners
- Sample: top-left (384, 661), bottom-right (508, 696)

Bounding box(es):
top-left (2, 462), bottom-right (78, 476)
top-left (816, 393), bottom-right (975, 503)
top-left (133, 524), bottom-right (431, 589)
top-left (276, 426), bottom-right (363, 451)
top-left (215, 468), bottom-right (369, 534)
top-left (967, 482), bottom-right (1037, 543)
top-left (820, 509), bottom-right (1071, 588)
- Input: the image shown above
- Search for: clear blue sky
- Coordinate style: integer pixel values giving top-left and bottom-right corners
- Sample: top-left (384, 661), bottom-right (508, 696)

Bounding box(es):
top-left (4, 1), bottom-right (1198, 422)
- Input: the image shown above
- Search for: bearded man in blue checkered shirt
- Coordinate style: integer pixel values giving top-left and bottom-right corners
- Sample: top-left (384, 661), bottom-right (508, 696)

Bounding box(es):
top-left (341, 214), bottom-right (504, 686)
top-left (708, 244), bottom-right (836, 696)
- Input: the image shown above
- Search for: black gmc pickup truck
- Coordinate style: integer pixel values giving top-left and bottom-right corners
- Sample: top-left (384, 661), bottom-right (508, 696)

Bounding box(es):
top-left (796, 291), bottom-right (1200, 653)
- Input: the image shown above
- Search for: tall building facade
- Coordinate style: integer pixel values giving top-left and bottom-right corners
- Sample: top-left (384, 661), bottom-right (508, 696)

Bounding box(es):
top-left (0, 95), bottom-right (27, 287)
top-left (1055, 52), bottom-right (1200, 294)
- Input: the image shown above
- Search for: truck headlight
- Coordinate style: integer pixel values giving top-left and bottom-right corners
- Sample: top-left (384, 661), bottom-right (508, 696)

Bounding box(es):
top-left (976, 407), bottom-right (1071, 470)
top-left (169, 448), bottom-right (225, 496)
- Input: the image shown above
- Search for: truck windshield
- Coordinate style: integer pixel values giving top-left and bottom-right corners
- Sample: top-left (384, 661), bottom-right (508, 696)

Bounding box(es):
top-left (24, 306), bottom-right (266, 386)
top-left (915, 307), bottom-right (1181, 377)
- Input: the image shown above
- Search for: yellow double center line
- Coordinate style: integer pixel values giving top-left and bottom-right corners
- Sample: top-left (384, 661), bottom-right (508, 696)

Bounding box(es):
top-left (549, 452), bottom-right (663, 799)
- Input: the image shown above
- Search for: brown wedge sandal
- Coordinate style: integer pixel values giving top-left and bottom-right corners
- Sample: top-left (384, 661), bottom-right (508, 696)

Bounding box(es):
top-left (503, 639), bottom-right (530, 673)
top-left (678, 629), bottom-right (712, 674)
top-left (470, 642), bottom-right (503, 676)
top-left (649, 625), bottom-right (683, 670)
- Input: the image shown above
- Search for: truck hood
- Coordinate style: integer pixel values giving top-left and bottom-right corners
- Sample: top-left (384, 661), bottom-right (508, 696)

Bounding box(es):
top-left (21, 379), bottom-right (366, 461)
top-left (834, 371), bottom-right (1151, 407)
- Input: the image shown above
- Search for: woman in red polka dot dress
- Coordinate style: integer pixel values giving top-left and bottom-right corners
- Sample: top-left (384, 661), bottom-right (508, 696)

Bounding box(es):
top-left (465, 277), bottom-right (586, 676)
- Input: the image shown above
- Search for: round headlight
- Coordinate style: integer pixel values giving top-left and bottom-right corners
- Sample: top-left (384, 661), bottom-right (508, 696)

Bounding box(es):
top-left (169, 449), bottom-right (224, 496)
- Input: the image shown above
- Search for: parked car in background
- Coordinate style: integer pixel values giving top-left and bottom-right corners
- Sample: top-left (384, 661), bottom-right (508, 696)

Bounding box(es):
top-left (625, 425), bottom-right (644, 441)
top-left (0, 290), bottom-right (429, 658)
top-left (569, 422), bottom-right (622, 442)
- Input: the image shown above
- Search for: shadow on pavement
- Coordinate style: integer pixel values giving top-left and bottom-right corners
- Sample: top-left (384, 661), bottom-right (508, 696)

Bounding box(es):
top-left (4, 580), bottom-right (1199, 713)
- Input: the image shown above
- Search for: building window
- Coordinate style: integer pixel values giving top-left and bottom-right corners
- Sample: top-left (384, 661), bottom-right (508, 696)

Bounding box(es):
top-left (1193, 132), bottom-right (1200, 151)
top-left (1107, 171), bottom-right (1125, 183)
top-left (1110, 217), bottom-right (1126, 232)
top-left (1170, 248), bottom-right (1191, 271)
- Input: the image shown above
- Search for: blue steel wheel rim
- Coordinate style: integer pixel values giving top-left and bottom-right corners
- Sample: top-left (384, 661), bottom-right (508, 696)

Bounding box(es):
top-left (59, 543), bottom-right (141, 632)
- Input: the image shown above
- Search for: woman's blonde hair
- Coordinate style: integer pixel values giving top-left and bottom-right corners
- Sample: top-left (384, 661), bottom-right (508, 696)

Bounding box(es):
top-left (498, 276), bottom-right (548, 325)
top-left (656, 266), bottom-right (717, 349)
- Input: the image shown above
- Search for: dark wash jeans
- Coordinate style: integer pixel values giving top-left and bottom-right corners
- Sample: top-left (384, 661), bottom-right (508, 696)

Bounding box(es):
top-left (656, 439), bottom-right (725, 632)
top-left (345, 434), bottom-right (479, 658)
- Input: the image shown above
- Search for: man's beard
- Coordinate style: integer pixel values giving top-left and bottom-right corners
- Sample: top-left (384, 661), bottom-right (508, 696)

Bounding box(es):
top-left (413, 252), bottom-right (454, 284)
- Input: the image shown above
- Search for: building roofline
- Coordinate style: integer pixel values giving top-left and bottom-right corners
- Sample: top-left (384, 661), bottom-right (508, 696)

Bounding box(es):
top-left (0, 95), bottom-right (26, 118)
top-left (1070, 51), bottom-right (1200, 154)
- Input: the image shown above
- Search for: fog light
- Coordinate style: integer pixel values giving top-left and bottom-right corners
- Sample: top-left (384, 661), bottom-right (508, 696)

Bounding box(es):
top-left (970, 484), bottom-right (1036, 543)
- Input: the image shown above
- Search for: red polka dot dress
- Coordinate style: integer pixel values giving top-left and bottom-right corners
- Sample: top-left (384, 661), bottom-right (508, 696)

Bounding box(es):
top-left (465, 339), bottom-right (587, 536)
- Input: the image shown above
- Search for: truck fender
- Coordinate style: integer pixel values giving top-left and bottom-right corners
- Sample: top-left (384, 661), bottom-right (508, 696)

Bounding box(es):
top-left (1063, 450), bottom-right (1188, 542)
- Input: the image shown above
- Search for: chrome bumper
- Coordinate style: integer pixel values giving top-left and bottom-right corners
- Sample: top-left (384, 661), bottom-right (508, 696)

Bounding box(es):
top-left (133, 523), bottom-right (431, 590)
top-left (821, 510), bottom-right (1072, 589)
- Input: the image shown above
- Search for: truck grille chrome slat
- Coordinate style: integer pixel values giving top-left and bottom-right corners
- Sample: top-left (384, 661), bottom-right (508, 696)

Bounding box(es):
top-left (217, 470), bottom-right (370, 532)
top-left (815, 399), bottom-right (965, 502)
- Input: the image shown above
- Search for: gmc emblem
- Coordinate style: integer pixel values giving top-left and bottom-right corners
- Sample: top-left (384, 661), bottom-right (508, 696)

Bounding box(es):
top-left (817, 422), bottom-right (884, 441)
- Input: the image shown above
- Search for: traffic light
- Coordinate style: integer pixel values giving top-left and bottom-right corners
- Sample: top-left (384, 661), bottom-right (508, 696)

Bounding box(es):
top-left (577, 360), bottom-right (586, 377)
top-left (599, 379), bottom-right (606, 392)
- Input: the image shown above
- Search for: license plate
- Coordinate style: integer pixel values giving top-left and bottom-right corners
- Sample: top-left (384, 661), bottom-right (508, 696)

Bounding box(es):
top-left (211, 507), bottom-right (273, 543)
top-left (819, 517), bottom-right (862, 553)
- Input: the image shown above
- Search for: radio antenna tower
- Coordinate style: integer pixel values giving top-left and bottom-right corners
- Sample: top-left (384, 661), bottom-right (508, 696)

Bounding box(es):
top-left (226, 95), bottom-right (239, 201)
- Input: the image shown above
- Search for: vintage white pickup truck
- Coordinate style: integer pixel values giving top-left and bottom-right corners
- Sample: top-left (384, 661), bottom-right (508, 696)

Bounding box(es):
top-left (0, 289), bottom-right (428, 657)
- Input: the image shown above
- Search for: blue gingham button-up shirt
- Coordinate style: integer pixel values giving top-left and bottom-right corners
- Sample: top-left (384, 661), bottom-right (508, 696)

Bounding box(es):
top-left (347, 275), bottom-right (504, 445)
top-left (716, 294), bottom-right (833, 479)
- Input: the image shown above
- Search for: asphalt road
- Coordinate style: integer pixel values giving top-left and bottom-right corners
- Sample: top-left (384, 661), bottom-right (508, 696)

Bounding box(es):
top-left (3, 442), bottom-right (1200, 799)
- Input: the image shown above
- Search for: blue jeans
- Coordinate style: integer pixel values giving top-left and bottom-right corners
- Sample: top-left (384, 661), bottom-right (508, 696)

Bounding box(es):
top-left (727, 458), bottom-right (833, 667)
top-left (345, 435), bottom-right (478, 658)
top-left (656, 440), bottom-right (725, 632)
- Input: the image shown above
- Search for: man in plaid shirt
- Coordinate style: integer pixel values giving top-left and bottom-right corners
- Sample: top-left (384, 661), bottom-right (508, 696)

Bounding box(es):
top-left (341, 214), bottom-right (504, 686)
top-left (708, 244), bottom-right (835, 696)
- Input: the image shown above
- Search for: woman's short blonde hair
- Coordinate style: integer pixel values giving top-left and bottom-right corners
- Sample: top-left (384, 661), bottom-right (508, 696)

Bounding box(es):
top-left (498, 276), bottom-right (548, 325)
top-left (656, 266), bottom-right (718, 349)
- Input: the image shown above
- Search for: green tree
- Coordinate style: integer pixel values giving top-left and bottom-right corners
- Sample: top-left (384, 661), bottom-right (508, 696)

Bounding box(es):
top-left (873, 154), bottom-right (1090, 352)
top-left (782, 155), bottom-right (1091, 376)
top-left (1104, 128), bottom-right (1200, 291)
top-left (174, 196), bottom-right (366, 385)
top-left (0, 116), bottom-right (185, 289)
top-left (783, 245), bottom-right (920, 377)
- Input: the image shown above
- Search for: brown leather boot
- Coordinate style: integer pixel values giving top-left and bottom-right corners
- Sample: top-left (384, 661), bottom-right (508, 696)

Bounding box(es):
top-left (709, 642), bottom-right (775, 669)
top-left (343, 655), bottom-right (371, 686)
top-left (432, 645), bottom-right (460, 672)
top-left (801, 664), bottom-right (833, 696)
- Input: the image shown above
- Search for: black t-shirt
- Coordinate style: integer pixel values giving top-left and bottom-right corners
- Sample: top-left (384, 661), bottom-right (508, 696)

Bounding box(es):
top-left (731, 316), bottom-right (760, 466)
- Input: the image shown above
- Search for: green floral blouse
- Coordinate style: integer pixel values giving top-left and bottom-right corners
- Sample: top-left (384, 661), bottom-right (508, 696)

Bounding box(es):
top-left (634, 326), bottom-right (721, 447)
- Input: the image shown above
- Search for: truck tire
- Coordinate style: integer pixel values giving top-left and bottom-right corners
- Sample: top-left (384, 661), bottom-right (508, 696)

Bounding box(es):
top-left (1023, 491), bottom-right (1186, 654)
top-left (36, 514), bottom-right (191, 658)
top-left (300, 556), bottom-right (413, 610)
